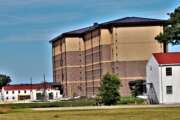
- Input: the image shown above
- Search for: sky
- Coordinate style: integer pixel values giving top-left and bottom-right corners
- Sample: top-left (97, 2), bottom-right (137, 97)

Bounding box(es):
top-left (0, 0), bottom-right (179, 84)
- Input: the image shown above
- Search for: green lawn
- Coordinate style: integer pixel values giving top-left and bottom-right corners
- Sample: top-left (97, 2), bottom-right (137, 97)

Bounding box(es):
top-left (1, 107), bottom-right (180, 120)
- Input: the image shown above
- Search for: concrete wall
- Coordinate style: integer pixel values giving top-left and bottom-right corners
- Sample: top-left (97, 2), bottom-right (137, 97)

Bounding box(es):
top-left (112, 26), bottom-right (164, 61)
top-left (112, 26), bottom-right (164, 96)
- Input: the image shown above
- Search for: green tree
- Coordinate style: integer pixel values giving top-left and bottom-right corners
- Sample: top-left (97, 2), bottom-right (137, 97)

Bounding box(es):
top-left (0, 74), bottom-right (11, 87)
top-left (98, 73), bottom-right (121, 105)
top-left (155, 6), bottom-right (180, 45)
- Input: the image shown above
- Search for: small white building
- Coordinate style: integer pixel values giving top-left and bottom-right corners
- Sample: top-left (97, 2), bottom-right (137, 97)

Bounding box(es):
top-left (146, 52), bottom-right (180, 104)
top-left (0, 83), bottom-right (62, 103)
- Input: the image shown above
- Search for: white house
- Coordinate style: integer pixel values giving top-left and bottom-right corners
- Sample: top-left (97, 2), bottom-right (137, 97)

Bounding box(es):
top-left (146, 52), bottom-right (180, 104)
top-left (0, 83), bottom-right (62, 103)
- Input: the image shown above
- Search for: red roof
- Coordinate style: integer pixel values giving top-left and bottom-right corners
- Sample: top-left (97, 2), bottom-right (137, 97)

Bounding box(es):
top-left (153, 52), bottom-right (180, 65)
top-left (3, 83), bottom-right (52, 91)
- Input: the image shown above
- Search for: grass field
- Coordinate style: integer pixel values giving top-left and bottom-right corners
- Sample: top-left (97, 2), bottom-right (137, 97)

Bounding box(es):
top-left (1, 107), bottom-right (180, 120)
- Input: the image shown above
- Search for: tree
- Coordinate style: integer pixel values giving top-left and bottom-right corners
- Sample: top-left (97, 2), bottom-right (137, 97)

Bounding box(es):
top-left (155, 6), bottom-right (180, 45)
top-left (0, 74), bottom-right (11, 87)
top-left (98, 73), bottom-right (121, 105)
top-left (129, 80), bottom-right (146, 97)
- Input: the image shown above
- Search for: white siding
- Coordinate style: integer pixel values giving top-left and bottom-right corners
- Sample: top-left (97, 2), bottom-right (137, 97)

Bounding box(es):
top-left (161, 65), bottom-right (180, 103)
top-left (0, 88), bottom-right (62, 103)
top-left (146, 56), bottom-right (161, 103)
top-left (147, 55), bottom-right (180, 104)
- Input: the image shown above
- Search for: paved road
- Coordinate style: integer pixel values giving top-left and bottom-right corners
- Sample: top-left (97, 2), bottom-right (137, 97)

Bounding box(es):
top-left (32, 104), bottom-right (180, 111)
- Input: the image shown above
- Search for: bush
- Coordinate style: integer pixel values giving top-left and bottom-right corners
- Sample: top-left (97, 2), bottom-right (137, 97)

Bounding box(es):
top-left (118, 96), bottom-right (145, 105)
top-left (0, 99), bottom-right (96, 109)
top-left (98, 73), bottom-right (121, 105)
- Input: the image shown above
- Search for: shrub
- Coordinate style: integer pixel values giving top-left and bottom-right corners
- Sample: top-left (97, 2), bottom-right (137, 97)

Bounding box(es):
top-left (0, 99), bottom-right (96, 109)
top-left (119, 96), bottom-right (145, 105)
top-left (98, 73), bottom-right (121, 105)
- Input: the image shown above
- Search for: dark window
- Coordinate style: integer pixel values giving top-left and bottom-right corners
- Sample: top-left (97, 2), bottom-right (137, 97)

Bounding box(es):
top-left (24, 90), bottom-right (26, 93)
top-left (166, 86), bottom-right (173, 94)
top-left (12, 91), bottom-right (14, 94)
top-left (18, 90), bottom-right (20, 94)
top-left (6, 97), bottom-right (8, 100)
top-left (6, 91), bottom-right (8, 94)
top-left (12, 96), bottom-right (15, 100)
top-left (166, 67), bottom-right (172, 76)
top-left (18, 95), bottom-right (30, 100)
top-left (150, 66), bottom-right (152, 71)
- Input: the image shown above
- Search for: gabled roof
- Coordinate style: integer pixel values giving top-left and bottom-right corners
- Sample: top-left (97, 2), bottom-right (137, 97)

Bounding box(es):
top-left (3, 83), bottom-right (53, 91)
top-left (153, 52), bottom-right (180, 65)
top-left (50, 17), bottom-right (167, 43)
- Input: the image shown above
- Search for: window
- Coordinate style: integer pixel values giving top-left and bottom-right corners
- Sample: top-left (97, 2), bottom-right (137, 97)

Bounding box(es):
top-left (18, 90), bottom-right (21, 94)
top-left (24, 90), bottom-right (27, 93)
top-left (166, 86), bottom-right (173, 94)
top-left (166, 67), bottom-right (172, 76)
top-left (6, 97), bottom-right (8, 100)
top-left (6, 91), bottom-right (8, 94)
top-left (18, 95), bottom-right (30, 100)
top-left (150, 66), bottom-right (152, 71)
top-left (12, 96), bottom-right (15, 100)
top-left (12, 91), bottom-right (14, 94)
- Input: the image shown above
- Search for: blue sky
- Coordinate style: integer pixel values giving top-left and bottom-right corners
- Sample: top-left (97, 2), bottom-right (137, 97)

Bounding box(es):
top-left (0, 0), bottom-right (179, 84)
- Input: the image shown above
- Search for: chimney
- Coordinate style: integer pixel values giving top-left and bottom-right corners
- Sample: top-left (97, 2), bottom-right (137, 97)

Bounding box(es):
top-left (93, 22), bottom-right (98, 26)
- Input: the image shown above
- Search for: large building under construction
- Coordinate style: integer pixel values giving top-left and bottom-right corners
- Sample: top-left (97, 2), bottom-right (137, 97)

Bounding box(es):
top-left (50, 17), bottom-right (167, 97)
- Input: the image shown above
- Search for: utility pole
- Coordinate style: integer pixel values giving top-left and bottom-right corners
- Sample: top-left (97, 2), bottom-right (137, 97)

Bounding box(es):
top-left (43, 73), bottom-right (47, 101)
top-left (30, 77), bottom-right (33, 101)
